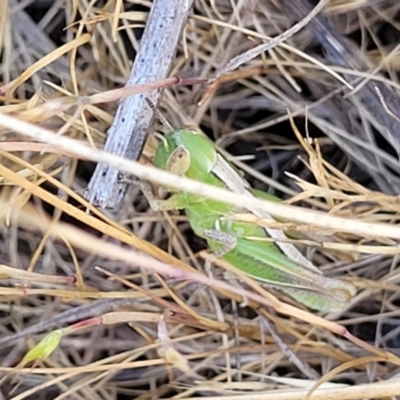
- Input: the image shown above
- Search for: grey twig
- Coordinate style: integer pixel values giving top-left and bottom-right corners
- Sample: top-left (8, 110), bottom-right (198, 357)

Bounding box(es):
top-left (261, 315), bottom-right (321, 380)
top-left (212, 0), bottom-right (327, 81)
top-left (0, 298), bottom-right (137, 346)
top-left (282, 0), bottom-right (400, 194)
top-left (86, 0), bottom-right (193, 209)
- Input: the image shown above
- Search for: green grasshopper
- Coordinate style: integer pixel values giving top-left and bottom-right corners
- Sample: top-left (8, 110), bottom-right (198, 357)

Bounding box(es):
top-left (143, 128), bottom-right (356, 313)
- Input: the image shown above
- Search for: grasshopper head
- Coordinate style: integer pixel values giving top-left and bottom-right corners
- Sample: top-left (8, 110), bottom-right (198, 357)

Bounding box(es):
top-left (154, 129), bottom-right (217, 181)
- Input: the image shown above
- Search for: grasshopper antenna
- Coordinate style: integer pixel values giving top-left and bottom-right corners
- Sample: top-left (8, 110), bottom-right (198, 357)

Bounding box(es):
top-left (145, 97), bottom-right (173, 132)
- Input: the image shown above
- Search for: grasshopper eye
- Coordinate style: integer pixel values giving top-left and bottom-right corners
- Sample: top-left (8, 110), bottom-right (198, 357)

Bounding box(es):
top-left (166, 145), bottom-right (191, 175)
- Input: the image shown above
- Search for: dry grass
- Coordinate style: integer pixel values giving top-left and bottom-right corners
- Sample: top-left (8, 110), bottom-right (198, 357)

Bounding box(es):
top-left (1, 0), bottom-right (400, 399)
